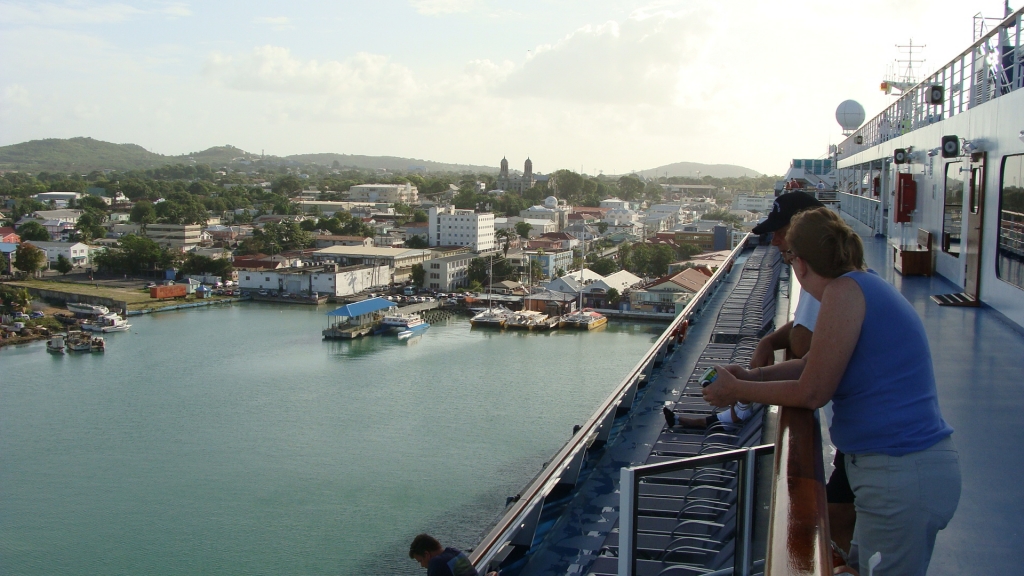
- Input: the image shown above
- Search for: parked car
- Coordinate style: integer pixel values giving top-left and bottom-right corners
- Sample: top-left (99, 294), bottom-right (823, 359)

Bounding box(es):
top-left (258, 290), bottom-right (268, 296)
top-left (29, 311), bottom-right (44, 319)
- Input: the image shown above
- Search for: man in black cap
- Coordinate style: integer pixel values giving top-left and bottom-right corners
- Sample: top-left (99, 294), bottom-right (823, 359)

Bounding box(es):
top-left (748, 191), bottom-right (824, 365)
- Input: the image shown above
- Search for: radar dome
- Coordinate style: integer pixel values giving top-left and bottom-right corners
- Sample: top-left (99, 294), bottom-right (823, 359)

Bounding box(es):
top-left (836, 100), bottom-right (866, 132)
top-left (544, 196), bottom-right (558, 209)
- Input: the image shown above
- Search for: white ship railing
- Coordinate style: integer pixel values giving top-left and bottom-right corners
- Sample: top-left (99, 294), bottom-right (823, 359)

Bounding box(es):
top-left (838, 192), bottom-right (882, 232)
top-left (840, 7), bottom-right (1024, 157)
top-left (469, 237), bottom-right (750, 574)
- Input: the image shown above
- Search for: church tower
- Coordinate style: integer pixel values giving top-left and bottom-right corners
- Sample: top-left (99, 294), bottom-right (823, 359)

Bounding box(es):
top-left (524, 157), bottom-right (533, 180)
top-left (500, 157), bottom-right (509, 179)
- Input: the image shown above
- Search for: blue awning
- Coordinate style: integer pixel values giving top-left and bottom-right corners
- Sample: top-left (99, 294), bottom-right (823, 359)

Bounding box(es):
top-left (326, 297), bottom-right (394, 317)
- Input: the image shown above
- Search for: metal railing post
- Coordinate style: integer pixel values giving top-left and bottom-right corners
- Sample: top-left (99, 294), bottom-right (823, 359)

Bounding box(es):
top-left (735, 447), bottom-right (758, 576)
top-left (618, 466), bottom-right (636, 576)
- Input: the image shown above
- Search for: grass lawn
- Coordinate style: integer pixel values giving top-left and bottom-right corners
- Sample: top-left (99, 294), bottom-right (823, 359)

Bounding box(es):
top-left (5, 280), bottom-right (232, 311)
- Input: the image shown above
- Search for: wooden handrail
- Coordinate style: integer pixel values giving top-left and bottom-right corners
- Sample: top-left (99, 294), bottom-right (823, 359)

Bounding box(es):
top-left (765, 406), bottom-right (832, 576)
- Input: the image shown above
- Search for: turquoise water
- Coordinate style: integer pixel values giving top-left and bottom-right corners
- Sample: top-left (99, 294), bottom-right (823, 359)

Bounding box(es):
top-left (0, 303), bottom-right (660, 575)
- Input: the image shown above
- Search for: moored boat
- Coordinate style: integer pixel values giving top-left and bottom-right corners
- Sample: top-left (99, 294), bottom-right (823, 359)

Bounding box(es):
top-left (83, 313), bottom-right (131, 333)
top-left (505, 310), bottom-right (551, 330)
top-left (397, 322), bottom-right (430, 340)
top-left (381, 313), bottom-right (426, 331)
top-left (46, 334), bottom-right (66, 354)
top-left (558, 308), bottom-right (608, 330)
top-left (470, 306), bottom-right (513, 328)
top-left (66, 331), bottom-right (93, 352)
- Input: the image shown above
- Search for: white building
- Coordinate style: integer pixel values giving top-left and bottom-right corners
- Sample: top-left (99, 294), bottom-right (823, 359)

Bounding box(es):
top-left (237, 263), bottom-right (391, 297)
top-left (25, 241), bottom-right (91, 268)
top-left (495, 217), bottom-right (558, 238)
top-left (732, 193), bottom-right (774, 212)
top-left (347, 183), bottom-right (418, 204)
top-left (428, 205), bottom-right (495, 251)
top-left (424, 253), bottom-right (474, 291)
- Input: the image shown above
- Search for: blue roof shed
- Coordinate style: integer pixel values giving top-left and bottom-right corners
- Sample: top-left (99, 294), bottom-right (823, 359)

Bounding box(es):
top-left (327, 297), bottom-right (394, 318)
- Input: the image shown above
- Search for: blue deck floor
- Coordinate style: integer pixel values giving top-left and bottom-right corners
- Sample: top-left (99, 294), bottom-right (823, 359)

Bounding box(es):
top-left (854, 230), bottom-right (1024, 576)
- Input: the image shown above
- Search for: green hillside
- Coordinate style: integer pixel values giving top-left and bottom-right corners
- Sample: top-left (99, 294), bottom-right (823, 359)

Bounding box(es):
top-left (0, 137), bottom-right (494, 174)
top-left (0, 137), bottom-right (167, 172)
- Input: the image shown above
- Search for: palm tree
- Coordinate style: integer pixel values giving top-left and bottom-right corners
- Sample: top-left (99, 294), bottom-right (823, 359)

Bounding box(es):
top-left (494, 229), bottom-right (515, 258)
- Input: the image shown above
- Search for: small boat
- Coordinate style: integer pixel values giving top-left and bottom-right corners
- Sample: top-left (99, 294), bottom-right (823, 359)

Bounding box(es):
top-left (54, 312), bottom-right (81, 326)
top-left (559, 308), bottom-right (609, 330)
top-left (505, 311), bottom-right (550, 330)
top-left (90, 336), bottom-right (106, 352)
top-left (46, 334), bottom-right (66, 354)
top-left (82, 313), bottom-right (131, 333)
top-left (67, 331), bottom-right (93, 352)
top-left (66, 303), bottom-right (110, 316)
top-left (397, 322), bottom-right (430, 340)
top-left (470, 306), bottom-right (513, 328)
top-left (381, 313), bottom-right (427, 331)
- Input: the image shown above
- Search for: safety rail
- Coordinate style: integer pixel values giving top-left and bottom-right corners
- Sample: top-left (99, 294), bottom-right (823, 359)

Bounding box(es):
top-left (837, 192), bottom-right (882, 232)
top-left (840, 7), bottom-right (1024, 159)
top-left (618, 444), bottom-right (775, 576)
top-left (764, 407), bottom-right (831, 576)
top-left (469, 236), bottom-right (751, 573)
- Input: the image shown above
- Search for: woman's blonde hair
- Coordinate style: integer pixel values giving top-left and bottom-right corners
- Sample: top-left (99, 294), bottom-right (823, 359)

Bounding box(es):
top-left (786, 207), bottom-right (865, 278)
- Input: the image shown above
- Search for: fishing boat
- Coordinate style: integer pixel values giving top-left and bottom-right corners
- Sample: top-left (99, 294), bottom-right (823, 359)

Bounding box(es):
top-left (559, 308), bottom-right (608, 330)
top-left (90, 336), bottom-right (105, 352)
top-left (66, 331), bottom-right (93, 352)
top-left (45, 334), bottom-right (65, 354)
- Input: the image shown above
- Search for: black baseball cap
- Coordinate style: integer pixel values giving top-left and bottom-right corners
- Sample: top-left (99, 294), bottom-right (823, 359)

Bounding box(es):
top-left (751, 192), bottom-right (825, 235)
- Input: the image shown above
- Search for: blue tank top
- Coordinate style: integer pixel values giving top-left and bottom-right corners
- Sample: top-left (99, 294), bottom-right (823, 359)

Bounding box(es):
top-left (829, 271), bottom-right (953, 456)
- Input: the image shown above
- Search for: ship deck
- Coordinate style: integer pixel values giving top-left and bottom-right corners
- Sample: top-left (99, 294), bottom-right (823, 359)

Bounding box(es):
top-left (509, 224), bottom-right (1023, 576)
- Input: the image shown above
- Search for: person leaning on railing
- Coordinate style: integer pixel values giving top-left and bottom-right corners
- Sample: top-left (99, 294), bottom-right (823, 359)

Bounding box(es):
top-left (702, 207), bottom-right (961, 576)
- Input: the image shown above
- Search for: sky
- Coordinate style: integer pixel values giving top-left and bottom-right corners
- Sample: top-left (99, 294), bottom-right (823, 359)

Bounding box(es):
top-left (0, 0), bottom-right (1015, 175)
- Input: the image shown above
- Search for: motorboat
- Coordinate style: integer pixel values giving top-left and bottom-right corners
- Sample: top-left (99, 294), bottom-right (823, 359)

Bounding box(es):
top-left (82, 313), bottom-right (131, 333)
top-left (381, 313), bottom-right (426, 331)
top-left (397, 322), bottom-right (430, 340)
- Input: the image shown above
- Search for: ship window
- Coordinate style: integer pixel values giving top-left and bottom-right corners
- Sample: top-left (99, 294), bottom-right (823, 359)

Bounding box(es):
top-left (942, 162), bottom-right (963, 255)
top-left (996, 154), bottom-right (1024, 290)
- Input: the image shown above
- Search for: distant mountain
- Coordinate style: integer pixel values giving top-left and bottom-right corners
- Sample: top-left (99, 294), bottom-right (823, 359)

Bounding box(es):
top-left (0, 137), bottom-right (496, 174)
top-left (283, 153), bottom-right (494, 173)
top-left (636, 161), bottom-right (764, 179)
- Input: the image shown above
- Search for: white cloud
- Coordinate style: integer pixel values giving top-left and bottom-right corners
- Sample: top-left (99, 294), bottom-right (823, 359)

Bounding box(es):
top-left (0, 1), bottom-right (191, 25)
top-left (496, 10), bottom-right (705, 105)
top-left (0, 2), bottom-right (143, 25)
top-left (2, 84), bottom-right (32, 108)
top-left (204, 46), bottom-right (420, 100)
top-left (409, 0), bottom-right (476, 16)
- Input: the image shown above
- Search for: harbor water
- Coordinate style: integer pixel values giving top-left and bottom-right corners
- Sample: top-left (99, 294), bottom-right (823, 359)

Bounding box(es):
top-left (0, 303), bottom-right (661, 576)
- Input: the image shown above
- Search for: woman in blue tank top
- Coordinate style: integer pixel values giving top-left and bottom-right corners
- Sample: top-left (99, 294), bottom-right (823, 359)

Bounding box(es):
top-left (704, 208), bottom-right (960, 576)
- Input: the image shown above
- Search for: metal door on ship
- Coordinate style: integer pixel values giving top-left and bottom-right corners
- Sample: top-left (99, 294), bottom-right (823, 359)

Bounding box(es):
top-left (964, 154), bottom-right (986, 298)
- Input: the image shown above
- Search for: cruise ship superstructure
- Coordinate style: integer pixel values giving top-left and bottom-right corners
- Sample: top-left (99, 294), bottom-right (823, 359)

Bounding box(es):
top-left (468, 7), bottom-right (1024, 576)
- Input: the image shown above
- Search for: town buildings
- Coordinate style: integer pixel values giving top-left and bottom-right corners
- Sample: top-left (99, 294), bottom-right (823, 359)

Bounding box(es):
top-left (423, 253), bottom-right (474, 292)
top-left (24, 241), bottom-right (92, 268)
top-left (427, 205), bottom-right (495, 252)
top-left (496, 157), bottom-right (537, 193)
top-left (346, 183), bottom-right (418, 204)
top-left (237, 263), bottom-right (390, 297)
top-left (312, 246), bottom-right (432, 283)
